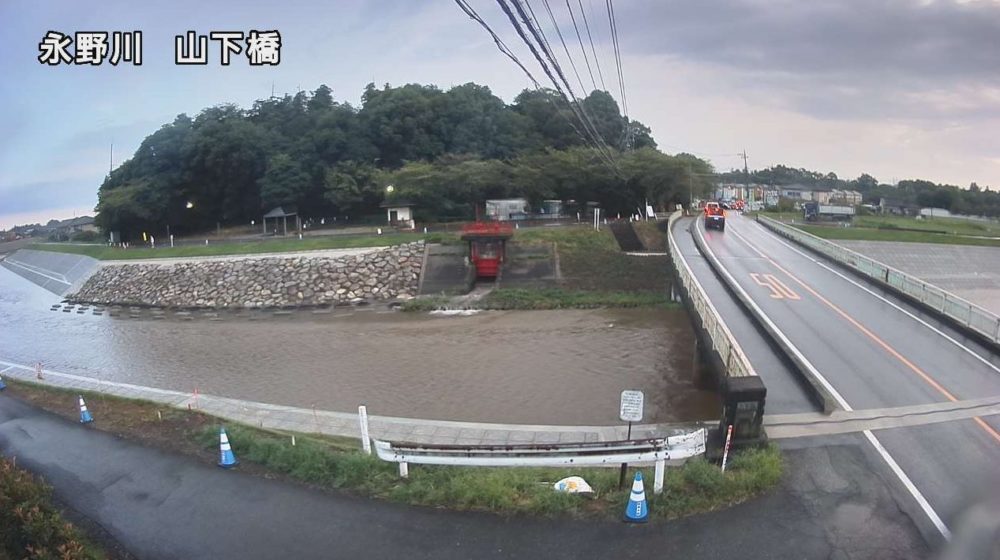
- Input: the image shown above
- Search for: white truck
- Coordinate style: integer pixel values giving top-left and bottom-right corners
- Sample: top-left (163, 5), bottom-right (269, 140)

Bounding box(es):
top-left (803, 202), bottom-right (855, 222)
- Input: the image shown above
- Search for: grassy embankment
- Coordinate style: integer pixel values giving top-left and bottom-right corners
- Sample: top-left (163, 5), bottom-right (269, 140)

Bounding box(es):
top-left (1, 457), bottom-right (106, 559)
top-left (759, 211), bottom-right (1000, 248)
top-left (408, 224), bottom-right (675, 310)
top-left (29, 232), bottom-right (428, 260)
top-left (4, 380), bottom-right (782, 522)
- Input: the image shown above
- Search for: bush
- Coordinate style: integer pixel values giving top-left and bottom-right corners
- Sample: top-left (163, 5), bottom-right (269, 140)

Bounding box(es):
top-left (0, 458), bottom-right (101, 559)
top-left (71, 231), bottom-right (100, 242)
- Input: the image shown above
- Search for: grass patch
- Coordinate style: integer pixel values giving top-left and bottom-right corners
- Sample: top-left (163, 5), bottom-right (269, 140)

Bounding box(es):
top-left (29, 232), bottom-right (427, 260)
top-left (481, 288), bottom-right (673, 310)
top-left (5, 380), bottom-right (782, 522)
top-left (759, 211), bottom-right (1000, 247)
top-left (0, 457), bottom-right (106, 559)
top-left (793, 224), bottom-right (1000, 247)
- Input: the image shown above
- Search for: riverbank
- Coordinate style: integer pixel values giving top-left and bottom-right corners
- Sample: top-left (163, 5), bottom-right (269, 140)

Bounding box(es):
top-left (2, 380), bottom-right (782, 521)
top-left (67, 242), bottom-right (424, 308)
top-left (29, 231), bottom-right (428, 260)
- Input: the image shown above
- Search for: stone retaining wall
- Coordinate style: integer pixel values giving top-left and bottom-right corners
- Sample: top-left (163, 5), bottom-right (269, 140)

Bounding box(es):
top-left (68, 242), bottom-right (424, 308)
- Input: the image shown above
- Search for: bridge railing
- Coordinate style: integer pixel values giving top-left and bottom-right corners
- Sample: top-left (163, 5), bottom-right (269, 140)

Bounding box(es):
top-left (372, 428), bottom-right (708, 493)
top-left (758, 215), bottom-right (1000, 345)
top-left (667, 211), bottom-right (757, 377)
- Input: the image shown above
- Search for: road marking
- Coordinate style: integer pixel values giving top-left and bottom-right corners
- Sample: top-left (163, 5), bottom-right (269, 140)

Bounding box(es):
top-left (696, 217), bottom-right (953, 540)
top-left (750, 273), bottom-right (801, 300)
top-left (747, 219), bottom-right (1000, 378)
top-left (728, 225), bottom-right (1000, 447)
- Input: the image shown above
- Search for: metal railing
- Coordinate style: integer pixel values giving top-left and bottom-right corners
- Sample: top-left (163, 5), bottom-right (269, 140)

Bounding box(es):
top-left (758, 216), bottom-right (1000, 345)
top-left (667, 211), bottom-right (757, 377)
top-left (372, 428), bottom-right (708, 492)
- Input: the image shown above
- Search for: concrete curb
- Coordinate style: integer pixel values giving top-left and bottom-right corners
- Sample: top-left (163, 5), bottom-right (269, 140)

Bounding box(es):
top-left (689, 218), bottom-right (840, 414)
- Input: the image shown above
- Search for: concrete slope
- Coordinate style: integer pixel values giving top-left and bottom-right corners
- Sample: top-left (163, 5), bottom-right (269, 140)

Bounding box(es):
top-left (700, 213), bottom-right (1000, 541)
top-left (0, 248), bottom-right (98, 296)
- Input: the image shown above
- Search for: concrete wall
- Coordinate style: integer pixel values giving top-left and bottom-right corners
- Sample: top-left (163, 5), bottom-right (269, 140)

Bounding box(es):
top-left (1, 248), bottom-right (99, 295)
top-left (68, 242), bottom-right (424, 308)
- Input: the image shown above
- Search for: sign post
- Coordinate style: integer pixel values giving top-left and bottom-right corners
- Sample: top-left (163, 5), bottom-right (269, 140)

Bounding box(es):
top-left (618, 390), bottom-right (644, 488)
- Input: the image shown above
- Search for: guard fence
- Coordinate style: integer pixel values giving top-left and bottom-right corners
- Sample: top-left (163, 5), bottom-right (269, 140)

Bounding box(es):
top-left (758, 215), bottom-right (1000, 345)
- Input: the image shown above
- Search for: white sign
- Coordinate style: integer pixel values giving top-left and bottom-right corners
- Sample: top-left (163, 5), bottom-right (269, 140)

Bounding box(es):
top-left (619, 390), bottom-right (644, 422)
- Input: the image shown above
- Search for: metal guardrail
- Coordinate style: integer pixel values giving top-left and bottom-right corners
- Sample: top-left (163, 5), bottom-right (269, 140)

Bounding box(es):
top-left (758, 216), bottom-right (1000, 345)
top-left (372, 428), bottom-right (708, 492)
top-left (667, 211), bottom-right (757, 377)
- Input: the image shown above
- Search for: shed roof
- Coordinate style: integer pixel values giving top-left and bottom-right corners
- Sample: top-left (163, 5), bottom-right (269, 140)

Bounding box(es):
top-left (263, 205), bottom-right (298, 218)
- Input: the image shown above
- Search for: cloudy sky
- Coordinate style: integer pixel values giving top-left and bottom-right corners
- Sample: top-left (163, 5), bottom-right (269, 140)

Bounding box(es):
top-left (1, 0), bottom-right (998, 229)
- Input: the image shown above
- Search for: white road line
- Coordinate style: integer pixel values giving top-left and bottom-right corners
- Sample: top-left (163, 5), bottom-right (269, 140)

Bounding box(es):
top-left (740, 218), bottom-right (1000, 376)
top-left (696, 217), bottom-right (953, 540)
top-left (1, 259), bottom-right (71, 285)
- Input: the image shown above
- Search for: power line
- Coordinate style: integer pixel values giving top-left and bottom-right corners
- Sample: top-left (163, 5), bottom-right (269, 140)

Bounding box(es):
top-left (605, 0), bottom-right (627, 118)
top-left (453, 0), bottom-right (595, 153)
top-left (514, 0), bottom-right (618, 162)
top-left (499, 0), bottom-right (620, 170)
top-left (539, 0), bottom-right (588, 96)
top-left (575, 0), bottom-right (604, 91)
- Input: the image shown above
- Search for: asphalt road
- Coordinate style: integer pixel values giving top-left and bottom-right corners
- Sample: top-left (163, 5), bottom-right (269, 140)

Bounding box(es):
top-left (685, 212), bottom-right (1000, 543)
top-left (0, 395), bottom-right (928, 559)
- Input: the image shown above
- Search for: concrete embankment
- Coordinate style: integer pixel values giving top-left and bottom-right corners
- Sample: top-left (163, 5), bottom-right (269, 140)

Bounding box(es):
top-left (67, 241), bottom-right (424, 308)
top-left (0, 248), bottom-right (99, 295)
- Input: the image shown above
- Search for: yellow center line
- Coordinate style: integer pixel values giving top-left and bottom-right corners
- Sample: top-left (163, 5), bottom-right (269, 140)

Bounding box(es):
top-left (728, 225), bottom-right (1000, 445)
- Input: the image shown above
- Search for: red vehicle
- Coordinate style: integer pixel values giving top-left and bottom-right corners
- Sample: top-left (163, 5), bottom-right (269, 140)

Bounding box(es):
top-left (704, 202), bottom-right (726, 231)
top-left (460, 221), bottom-right (514, 278)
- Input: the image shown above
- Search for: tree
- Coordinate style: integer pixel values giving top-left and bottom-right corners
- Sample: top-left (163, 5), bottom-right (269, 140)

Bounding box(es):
top-left (260, 154), bottom-right (310, 209)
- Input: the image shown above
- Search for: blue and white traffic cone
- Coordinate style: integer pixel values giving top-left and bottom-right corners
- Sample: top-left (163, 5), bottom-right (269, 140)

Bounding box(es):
top-left (218, 427), bottom-right (238, 468)
top-left (623, 471), bottom-right (649, 523)
top-left (78, 395), bottom-right (94, 424)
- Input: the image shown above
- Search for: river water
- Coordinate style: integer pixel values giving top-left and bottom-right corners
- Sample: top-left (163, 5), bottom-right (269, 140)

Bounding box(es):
top-left (0, 265), bottom-right (717, 425)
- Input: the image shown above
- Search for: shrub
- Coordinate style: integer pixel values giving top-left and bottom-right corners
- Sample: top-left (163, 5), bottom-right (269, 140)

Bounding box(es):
top-left (0, 458), bottom-right (101, 559)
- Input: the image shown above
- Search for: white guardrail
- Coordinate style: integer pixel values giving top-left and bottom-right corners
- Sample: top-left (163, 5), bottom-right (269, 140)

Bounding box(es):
top-left (667, 211), bottom-right (757, 377)
top-left (758, 215), bottom-right (1000, 345)
top-left (373, 429), bottom-right (708, 493)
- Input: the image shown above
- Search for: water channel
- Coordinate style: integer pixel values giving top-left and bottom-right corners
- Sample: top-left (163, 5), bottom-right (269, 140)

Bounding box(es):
top-left (0, 265), bottom-right (718, 425)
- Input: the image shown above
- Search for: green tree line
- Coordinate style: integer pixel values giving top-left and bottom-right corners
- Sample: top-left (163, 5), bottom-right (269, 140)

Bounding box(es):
top-left (96, 82), bottom-right (712, 237)
top-left (719, 165), bottom-right (1000, 217)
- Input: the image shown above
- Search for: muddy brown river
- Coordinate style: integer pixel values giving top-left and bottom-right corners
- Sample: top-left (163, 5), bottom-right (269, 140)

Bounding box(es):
top-left (0, 265), bottom-right (717, 425)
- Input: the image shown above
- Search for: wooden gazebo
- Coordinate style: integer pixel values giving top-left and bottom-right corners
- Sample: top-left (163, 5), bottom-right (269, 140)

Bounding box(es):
top-left (262, 205), bottom-right (300, 236)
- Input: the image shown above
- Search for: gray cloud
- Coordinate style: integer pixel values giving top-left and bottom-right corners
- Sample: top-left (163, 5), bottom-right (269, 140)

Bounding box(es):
top-left (617, 0), bottom-right (1000, 121)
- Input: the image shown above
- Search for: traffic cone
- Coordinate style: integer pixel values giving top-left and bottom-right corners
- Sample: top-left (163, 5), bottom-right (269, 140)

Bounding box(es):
top-left (218, 427), bottom-right (238, 468)
top-left (623, 471), bottom-right (649, 523)
top-left (78, 396), bottom-right (94, 424)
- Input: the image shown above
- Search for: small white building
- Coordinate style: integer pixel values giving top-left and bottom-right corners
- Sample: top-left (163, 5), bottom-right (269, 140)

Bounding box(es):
top-left (485, 198), bottom-right (529, 221)
top-left (380, 201), bottom-right (415, 229)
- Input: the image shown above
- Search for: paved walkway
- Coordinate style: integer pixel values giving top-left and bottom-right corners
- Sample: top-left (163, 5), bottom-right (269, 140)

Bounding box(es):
top-left (0, 395), bottom-right (929, 560)
top-left (0, 358), bottom-right (699, 446)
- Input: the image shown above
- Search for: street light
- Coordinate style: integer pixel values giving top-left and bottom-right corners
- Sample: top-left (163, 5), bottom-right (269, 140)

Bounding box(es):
top-left (385, 185), bottom-right (395, 194)
top-left (186, 201), bottom-right (194, 209)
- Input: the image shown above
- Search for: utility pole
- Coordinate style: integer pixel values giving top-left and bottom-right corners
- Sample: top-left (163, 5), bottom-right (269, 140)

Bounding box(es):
top-left (109, 142), bottom-right (114, 175)
top-left (741, 149), bottom-right (752, 206)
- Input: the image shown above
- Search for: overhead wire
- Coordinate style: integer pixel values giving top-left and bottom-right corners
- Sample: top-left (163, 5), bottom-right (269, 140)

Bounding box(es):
top-left (577, 0), bottom-right (606, 91)
top-left (498, 0), bottom-right (621, 172)
top-left (512, 0), bottom-right (620, 163)
top-left (566, 0), bottom-right (598, 92)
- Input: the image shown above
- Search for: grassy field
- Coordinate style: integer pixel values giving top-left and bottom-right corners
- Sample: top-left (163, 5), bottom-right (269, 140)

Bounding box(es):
top-left (29, 232), bottom-right (428, 260)
top-left (759, 211), bottom-right (1000, 247)
top-left (513, 225), bottom-right (672, 293)
top-left (5, 379), bottom-right (782, 522)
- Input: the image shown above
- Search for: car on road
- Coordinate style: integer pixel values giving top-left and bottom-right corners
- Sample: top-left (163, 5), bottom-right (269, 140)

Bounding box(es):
top-left (704, 201), bottom-right (726, 231)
